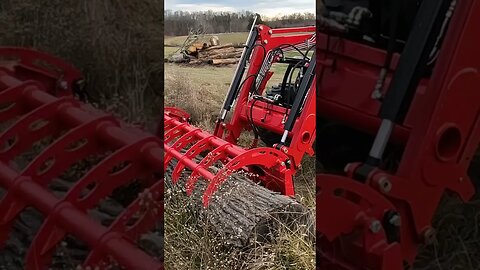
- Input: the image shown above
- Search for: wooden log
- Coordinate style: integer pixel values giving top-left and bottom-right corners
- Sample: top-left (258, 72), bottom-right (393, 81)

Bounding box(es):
top-left (209, 58), bottom-right (240, 65)
top-left (199, 47), bottom-right (236, 57)
top-left (186, 46), bottom-right (198, 55)
top-left (232, 43), bottom-right (246, 48)
top-left (191, 42), bottom-right (208, 50)
top-left (208, 47), bottom-right (236, 54)
top-left (209, 36), bottom-right (220, 46)
top-left (165, 162), bottom-right (310, 247)
top-left (204, 43), bottom-right (234, 51)
top-left (207, 51), bottom-right (242, 60)
top-left (200, 48), bottom-right (242, 59)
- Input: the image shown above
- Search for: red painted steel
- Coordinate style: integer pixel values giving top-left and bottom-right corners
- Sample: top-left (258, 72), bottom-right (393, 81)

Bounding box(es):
top-left (214, 25), bottom-right (316, 169)
top-left (164, 25), bottom-right (315, 207)
top-left (317, 0), bottom-right (480, 269)
top-left (0, 48), bottom-right (163, 269)
top-left (164, 112), bottom-right (294, 207)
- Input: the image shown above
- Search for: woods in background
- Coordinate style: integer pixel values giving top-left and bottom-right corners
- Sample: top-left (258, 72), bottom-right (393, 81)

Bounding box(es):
top-left (165, 10), bottom-right (315, 36)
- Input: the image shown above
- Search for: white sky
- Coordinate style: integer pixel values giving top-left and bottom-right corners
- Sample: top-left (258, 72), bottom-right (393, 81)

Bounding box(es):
top-left (165, 0), bottom-right (315, 18)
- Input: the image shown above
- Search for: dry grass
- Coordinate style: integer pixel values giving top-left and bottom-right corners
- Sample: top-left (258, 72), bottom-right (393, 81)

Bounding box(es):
top-left (414, 194), bottom-right (480, 270)
top-left (0, 0), bottom-right (162, 129)
top-left (164, 63), bottom-right (315, 270)
top-left (164, 63), bottom-right (234, 130)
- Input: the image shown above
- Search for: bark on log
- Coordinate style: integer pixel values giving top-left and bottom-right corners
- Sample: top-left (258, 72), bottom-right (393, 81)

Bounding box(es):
top-left (199, 47), bottom-right (236, 58)
top-left (232, 43), bottom-right (246, 48)
top-left (205, 51), bottom-right (242, 60)
top-left (209, 58), bottom-right (240, 65)
top-left (204, 43), bottom-right (234, 51)
top-left (165, 161), bottom-right (310, 247)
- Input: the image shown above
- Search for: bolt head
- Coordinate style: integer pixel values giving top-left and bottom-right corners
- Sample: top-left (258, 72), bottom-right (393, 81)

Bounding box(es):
top-left (370, 220), bottom-right (382, 233)
top-left (389, 214), bottom-right (401, 227)
top-left (378, 177), bottom-right (392, 193)
top-left (344, 163), bottom-right (351, 173)
top-left (60, 80), bottom-right (68, 90)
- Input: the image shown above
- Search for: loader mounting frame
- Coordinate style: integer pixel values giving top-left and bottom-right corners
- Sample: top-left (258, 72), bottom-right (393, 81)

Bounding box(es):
top-left (316, 0), bottom-right (480, 269)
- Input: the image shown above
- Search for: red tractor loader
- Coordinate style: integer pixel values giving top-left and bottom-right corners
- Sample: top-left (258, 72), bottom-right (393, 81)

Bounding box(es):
top-left (317, 0), bottom-right (480, 269)
top-left (164, 20), bottom-right (316, 207)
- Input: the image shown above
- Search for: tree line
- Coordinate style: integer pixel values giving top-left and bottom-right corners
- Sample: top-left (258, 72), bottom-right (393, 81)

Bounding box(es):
top-left (164, 10), bottom-right (315, 36)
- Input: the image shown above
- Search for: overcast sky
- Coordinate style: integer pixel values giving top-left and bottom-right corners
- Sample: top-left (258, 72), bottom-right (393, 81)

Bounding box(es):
top-left (165, 0), bottom-right (315, 18)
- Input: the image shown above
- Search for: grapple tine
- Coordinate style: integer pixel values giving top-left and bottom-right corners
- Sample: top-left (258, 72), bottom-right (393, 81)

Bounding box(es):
top-left (164, 106), bottom-right (190, 123)
top-left (202, 148), bottom-right (294, 207)
top-left (185, 143), bottom-right (232, 195)
top-left (171, 135), bottom-right (215, 184)
top-left (84, 179), bottom-right (163, 268)
top-left (0, 81), bottom-right (44, 122)
top-left (163, 127), bottom-right (201, 171)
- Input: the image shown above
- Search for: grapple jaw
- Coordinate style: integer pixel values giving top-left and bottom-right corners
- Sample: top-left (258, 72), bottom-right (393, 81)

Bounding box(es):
top-left (164, 108), bottom-right (294, 207)
top-left (316, 174), bottom-right (404, 270)
top-left (0, 48), bottom-right (163, 270)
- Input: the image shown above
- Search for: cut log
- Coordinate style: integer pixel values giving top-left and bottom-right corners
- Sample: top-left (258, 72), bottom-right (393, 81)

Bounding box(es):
top-left (209, 36), bottom-right (220, 46)
top-left (208, 58), bottom-right (240, 65)
top-left (207, 51), bottom-right (242, 60)
top-left (232, 43), bottom-right (246, 48)
top-left (191, 42), bottom-right (208, 50)
top-left (201, 49), bottom-right (242, 60)
top-left (165, 161), bottom-right (311, 247)
top-left (204, 43), bottom-right (234, 51)
top-left (199, 47), bottom-right (237, 58)
top-left (186, 46), bottom-right (198, 54)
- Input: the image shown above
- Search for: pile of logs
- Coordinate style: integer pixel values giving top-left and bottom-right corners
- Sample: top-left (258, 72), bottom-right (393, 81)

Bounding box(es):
top-left (168, 42), bottom-right (245, 66)
top-left (189, 43), bottom-right (244, 65)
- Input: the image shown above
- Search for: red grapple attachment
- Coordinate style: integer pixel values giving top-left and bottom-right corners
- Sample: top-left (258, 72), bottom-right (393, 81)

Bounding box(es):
top-left (0, 48), bottom-right (163, 270)
top-left (164, 109), bottom-right (294, 207)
